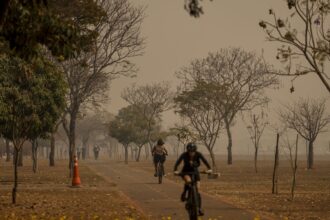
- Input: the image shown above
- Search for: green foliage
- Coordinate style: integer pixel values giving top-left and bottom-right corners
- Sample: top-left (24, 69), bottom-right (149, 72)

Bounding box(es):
top-left (0, 0), bottom-right (103, 60)
top-left (169, 125), bottom-right (197, 144)
top-left (174, 83), bottom-right (215, 116)
top-left (174, 83), bottom-right (223, 144)
top-left (0, 55), bottom-right (66, 141)
top-left (109, 105), bottom-right (158, 146)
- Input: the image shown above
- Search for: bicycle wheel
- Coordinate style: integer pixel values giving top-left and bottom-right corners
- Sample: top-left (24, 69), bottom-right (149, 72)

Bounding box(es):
top-left (157, 163), bottom-right (162, 184)
top-left (187, 186), bottom-right (198, 220)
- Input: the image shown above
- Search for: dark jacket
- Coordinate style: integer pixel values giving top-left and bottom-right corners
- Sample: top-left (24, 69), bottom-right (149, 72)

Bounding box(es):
top-left (174, 151), bottom-right (211, 172)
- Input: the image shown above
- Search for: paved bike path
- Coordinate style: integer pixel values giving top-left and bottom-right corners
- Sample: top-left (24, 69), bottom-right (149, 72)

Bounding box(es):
top-left (86, 161), bottom-right (256, 220)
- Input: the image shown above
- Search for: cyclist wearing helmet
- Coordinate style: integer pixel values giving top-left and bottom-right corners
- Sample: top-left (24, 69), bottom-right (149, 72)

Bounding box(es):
top-left (152, 138), bottom-right (168, 177)
top-left (173, 142), bottom-right (212, 216)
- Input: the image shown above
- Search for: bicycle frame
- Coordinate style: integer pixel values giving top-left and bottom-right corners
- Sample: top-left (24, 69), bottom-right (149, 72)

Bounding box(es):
top-left (186, 174), bottom-right (199, 220)
top-left (179, 168), bottom-right (204, 220)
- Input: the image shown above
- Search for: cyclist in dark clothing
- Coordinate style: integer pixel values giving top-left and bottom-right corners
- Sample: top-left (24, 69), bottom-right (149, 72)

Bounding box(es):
top-left (174, 142), bottom-right (212, 216)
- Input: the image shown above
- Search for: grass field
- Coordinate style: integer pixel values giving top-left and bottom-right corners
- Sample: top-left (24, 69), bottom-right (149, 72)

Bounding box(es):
top-left (130, 155), bottom-right (330, 220)
top-left (1, 154), bottom-right (329, 220)
top-left (0, 159), bottom-right (145, 220)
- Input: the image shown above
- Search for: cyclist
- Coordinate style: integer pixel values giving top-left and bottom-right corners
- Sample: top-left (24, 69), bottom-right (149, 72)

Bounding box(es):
top-left (152, 138), bottom-right (168, 177)
top-left (174, 142), bottom-right (212, 216)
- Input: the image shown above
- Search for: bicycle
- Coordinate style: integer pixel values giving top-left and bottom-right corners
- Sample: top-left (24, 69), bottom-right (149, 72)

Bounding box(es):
top-left (175, 169), bottom-right (209, 220)
top-left (156, 161), bottom-right (164, 184)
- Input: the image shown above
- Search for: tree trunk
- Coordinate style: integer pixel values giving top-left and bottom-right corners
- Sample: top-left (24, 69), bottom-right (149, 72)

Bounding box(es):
top-left (18, 149), bottom-right (23, 167)
top-left (291, 134), bottom-right (299, 200)
top-left (12, 147), bottom-right (19, 204)
top-left (82, 140), bottom-right (88, 160)
top-left (13, 147), bottom-right (17, 165)
top-left (130, 146), bottom-right (134, 160)
top-left (108, 142), bottom-right (112, 159)
top-left (305, 140), bottom-right (308, 168)
top-left (49, 132), bottom-right (55, 166)
top-left (207, 147), bottom-right (217, 172)
top-left (149, 142), bottom-right (153, 159)
top-left (81, 136), bottom-right (89, 160)
top-left (124, 145), bottom-right (128, 164)
top-left (6, 139), bottom-right (10, 162)
top-left (86, 144), bottom-right (90, 159)
top-left (0, 140), bottom-right (3, 158)
top-left (254, 146), bottom-right (258, 173)
top-left (272, 133), bottom-right (280, 194)
top-left (144, 144), bottom-right (149, 159)
top-left (115, 142), bottom-right (119, 160)
top-left (32, 139), bottom-right (38, 173)
top-left (225, 119), bottom-right (233, 165)
top-left (307, 140), bottom-right (314, 169)
top-left (68, 111), bottom-right (78, 177)
top-left (113, 142), bottom-right (117, 159)
top-left (147, 126), bottom-right (154, 159)
top-left (136, 145), bottom-right (142, 162)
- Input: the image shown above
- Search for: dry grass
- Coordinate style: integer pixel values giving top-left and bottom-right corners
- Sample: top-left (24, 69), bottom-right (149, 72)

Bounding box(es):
top-left (130, 155), bottom-right (330, 220)
top-left (0, 159), bottom-right (145, 220)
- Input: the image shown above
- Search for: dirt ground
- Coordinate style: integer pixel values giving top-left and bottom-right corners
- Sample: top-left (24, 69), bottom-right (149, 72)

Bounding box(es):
top-left (0, 159), bottom-right (145, 220)
top-left (1, 155), bottom-right (329, 220)
top-left (131, 155), bottom-right (330, 220)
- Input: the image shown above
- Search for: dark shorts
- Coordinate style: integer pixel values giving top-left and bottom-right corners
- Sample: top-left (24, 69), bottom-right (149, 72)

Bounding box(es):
top-left (181, 170), bottom-right (201, 181)
top-left (153, 154), bottom-right (166, 164)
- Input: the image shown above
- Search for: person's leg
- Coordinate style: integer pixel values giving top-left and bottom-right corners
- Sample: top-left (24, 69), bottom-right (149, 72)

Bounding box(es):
top-left (153, 156), bottom-right (158, 176)
top-left (181, 175), bottom-right (191, 201)
top-left (154, 162), bottom-right (158, 176)
top-left (161, 156), bottom-right (166, 175)
top-left (196, 181), bottom-right (204, 216)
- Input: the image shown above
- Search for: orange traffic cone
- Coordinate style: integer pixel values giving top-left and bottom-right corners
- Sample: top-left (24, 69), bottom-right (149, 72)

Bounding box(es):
top-left (72, 156), bottom-right (81, 187)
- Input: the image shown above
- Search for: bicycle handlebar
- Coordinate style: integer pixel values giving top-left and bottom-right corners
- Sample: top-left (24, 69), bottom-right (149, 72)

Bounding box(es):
top-left (174, 170), bottom-right (211, 176)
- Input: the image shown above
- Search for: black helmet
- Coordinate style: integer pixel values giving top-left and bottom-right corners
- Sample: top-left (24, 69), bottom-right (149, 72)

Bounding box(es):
top-left (157, 138), bottom-right (164, 146)
top-left (186, 142), bottom-right (197, 152)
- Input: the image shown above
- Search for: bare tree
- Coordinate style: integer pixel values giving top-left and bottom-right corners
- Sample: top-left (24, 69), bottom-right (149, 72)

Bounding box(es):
top-left (170, 121), bottom-right (198, 156)
top-left (272, 133), bottom-right (280, 194)
top-left (61, 0), bottom-right (145, 174)
top-left (121, 82), bottom-right (173, 157)
top-left (246, 110), bottom-right (269, 173)
top-left (279, 98), bottom-right (329, 169)
top-left (176, 48), bottom-right (278, 165)
top-left (259, 0), bottom-right (330, 92)
top-left (282, 134), bottom-right (299, 200)
top-left (175, 84), bottom-right (223, 171)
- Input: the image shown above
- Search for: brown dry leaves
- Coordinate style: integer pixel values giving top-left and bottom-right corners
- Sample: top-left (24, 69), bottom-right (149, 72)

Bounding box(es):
top-left (0, 160), bottom-right (145, 220)
top-left (133, 156), bottom-right (330, 220)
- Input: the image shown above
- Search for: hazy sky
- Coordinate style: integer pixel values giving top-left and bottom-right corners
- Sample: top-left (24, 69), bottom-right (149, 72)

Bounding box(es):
top-left (107, 0), bottom-right (330, 154)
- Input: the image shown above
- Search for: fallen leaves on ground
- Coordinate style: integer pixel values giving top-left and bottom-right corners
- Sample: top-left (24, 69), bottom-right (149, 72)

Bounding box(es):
top-left (0, 160), bottom-right (145, 220)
